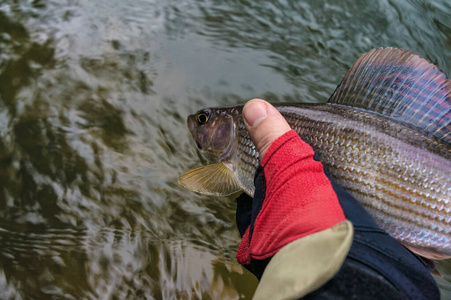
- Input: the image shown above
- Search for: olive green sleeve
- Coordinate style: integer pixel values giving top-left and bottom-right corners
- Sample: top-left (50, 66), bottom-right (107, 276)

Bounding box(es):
top-left (253, 220), bottom-right (353, 300)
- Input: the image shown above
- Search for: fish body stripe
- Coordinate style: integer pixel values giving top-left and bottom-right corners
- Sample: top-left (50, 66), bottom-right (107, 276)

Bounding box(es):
top-left (234, 104), bottom-right (451, 254)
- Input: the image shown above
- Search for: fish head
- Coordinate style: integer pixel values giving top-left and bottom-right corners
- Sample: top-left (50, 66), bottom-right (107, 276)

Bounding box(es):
top-left (178, 106), bottom-right (248, 197)
top-left (187, 107), bottom-right (241, 163)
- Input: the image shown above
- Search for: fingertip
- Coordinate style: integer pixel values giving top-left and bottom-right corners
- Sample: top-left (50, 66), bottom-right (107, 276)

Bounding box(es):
top-left (242, 99), bottom-right (291, 158)
top-left (242, 99), bottom-right (268, 127)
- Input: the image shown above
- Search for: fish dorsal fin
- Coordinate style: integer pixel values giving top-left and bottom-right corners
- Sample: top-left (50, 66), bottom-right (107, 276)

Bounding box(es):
top-left (329, 47), bottom-right (451, 145)
top-left (177, 162), bottom-right (243, 196)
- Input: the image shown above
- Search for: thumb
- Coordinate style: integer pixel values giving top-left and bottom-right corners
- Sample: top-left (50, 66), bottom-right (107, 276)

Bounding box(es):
top-left (242, 99), bottom-right (292, 159)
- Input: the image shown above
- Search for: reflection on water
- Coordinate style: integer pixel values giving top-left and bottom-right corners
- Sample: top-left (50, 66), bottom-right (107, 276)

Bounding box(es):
top-left (0, 0), bottom-right (450, 298)
top-left (0, 227), bottom-right (255, 299)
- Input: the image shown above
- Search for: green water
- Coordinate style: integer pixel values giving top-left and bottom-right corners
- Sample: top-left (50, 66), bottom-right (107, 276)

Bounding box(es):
top-left (0, 0), bottom-right (450, 298)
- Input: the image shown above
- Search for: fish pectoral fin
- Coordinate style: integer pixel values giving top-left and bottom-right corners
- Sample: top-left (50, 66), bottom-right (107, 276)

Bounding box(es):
top-left (401, 242), bottom-right (451, 261)
top-left (419, 258), bottom-right (442, 277)
top-left (177, 162), bottom-right (243, 196)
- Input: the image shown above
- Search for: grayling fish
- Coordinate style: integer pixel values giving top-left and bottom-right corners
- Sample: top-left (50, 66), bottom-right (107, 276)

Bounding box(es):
top-left (178, 48), bottom-right (451, 260)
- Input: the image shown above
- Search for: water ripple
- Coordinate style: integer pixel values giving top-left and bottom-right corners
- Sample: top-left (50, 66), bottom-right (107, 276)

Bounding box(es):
top-left (0, 0), bottom-right (449, 298)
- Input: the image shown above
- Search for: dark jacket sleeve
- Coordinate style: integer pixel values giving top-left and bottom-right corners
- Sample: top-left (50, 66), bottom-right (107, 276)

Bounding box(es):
top-left (303, 170), bottom-right (440, 299)
top-left (236, 142), bottom-right (440, 299)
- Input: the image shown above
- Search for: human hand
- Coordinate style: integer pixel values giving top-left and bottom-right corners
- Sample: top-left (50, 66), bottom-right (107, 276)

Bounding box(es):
top-left (235, 99), bottom-right (442, 300)
top-left (241, 99), bottom-right (292, 158)
top-left (235, 99), bottom-right (351, 281)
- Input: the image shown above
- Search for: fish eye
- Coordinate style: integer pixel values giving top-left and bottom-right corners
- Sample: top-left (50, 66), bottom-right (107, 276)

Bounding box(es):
top-left (197, 111), bottom-right (210, 125)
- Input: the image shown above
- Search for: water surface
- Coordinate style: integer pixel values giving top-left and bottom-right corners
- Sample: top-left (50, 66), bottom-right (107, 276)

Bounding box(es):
top-left (0, 0), bottom-right (450, 298)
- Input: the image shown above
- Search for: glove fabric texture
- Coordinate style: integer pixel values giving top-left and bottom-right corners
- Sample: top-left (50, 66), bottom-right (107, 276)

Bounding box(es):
top-left (235, 130), bottom-right (440, 299)
top-left (236, 130), bottom-right (346, 268)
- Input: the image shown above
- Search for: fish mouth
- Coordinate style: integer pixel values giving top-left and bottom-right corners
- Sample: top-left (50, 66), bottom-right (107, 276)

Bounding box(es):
top-left (187, 115), bottom-right (203, 150)
top-left (187, 114), bottom-right (195, 133)
top-left (194, 140), bottom-right (202, 150)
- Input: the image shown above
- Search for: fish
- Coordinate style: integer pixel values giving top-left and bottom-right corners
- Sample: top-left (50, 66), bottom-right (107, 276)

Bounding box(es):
top-left (178, 47), bottom-right (451, 260)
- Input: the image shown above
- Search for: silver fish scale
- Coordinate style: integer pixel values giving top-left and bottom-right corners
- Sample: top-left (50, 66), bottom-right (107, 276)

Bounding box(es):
top-left (236, 120), bottom-right (259, 194)
top-left (234, 104), bottom-right (451, 254)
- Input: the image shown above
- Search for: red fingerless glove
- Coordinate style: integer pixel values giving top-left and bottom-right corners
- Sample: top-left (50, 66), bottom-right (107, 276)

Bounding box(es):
top-left (237, 130), bottom-right (346, 265)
